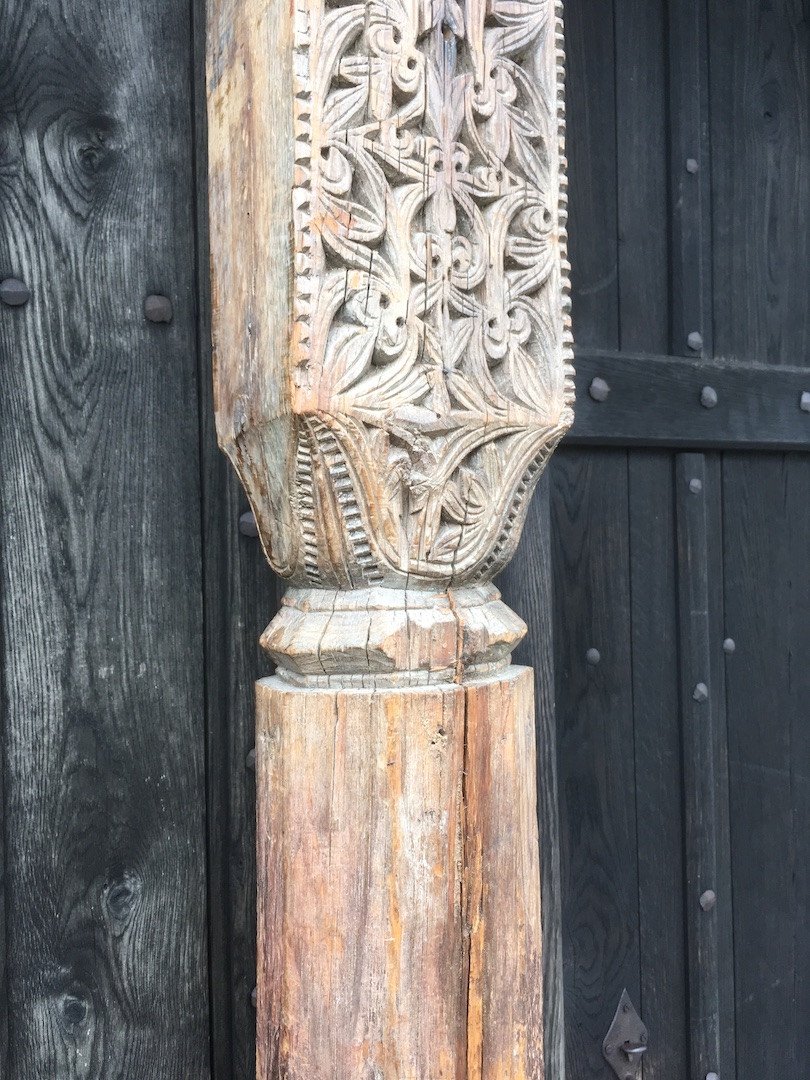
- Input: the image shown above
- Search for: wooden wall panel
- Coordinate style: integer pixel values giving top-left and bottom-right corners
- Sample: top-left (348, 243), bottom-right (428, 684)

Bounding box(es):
top-left (615, 0), bottom-right (669, 355)
top-left (549, 448), bottom-right (637, 1080)
top-left (564, 0), bottom-right (618, 349)
top-left (0, 2), bottom-right (210, 1077)
top-left (723, 454), bottom-right (810, 1080)
top-left (500, 476), bottom-right (566, 1080)
top-left (628, 453), bottom-right (688, 1080)
top-left (709, 0), bottom-right (810, 364)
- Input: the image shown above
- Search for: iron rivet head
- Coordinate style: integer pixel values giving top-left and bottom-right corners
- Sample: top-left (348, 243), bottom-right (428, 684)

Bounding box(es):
top-left (689, 478), bottom-right (703, 494)
top-left (700, 385), bottom-right (718, 409)
top-left (688, 331), bottom-right (704, 352)
top-left (693, 682), bottom-right (709, 703)
top-left (700, 889), bottom-right (717, 912)
top-left (686, 157), bottom-right (700, 174)
top-left (144, 294), bottom-right (173, 323)
top-left (605, 1045), bottom-right (614, 1056)
top-left (0, 277), bottom-right (30, 306)
top-left (622, 1003), bottom-right (630, 1014)
top-left (239, 510), bottom-right (259, 538)
top-left (246, 747), bottom-right (256, 771)
top-left (800, 391), bottom-right (810, 413)
top-left (589, 376), bottom-right (610, 402)
top-left (723, 637), bottom-right (736, 654)
top-left (251, 986), bottom-right (257, 1008)
top-left (586, 647), bottom-right (601, 666)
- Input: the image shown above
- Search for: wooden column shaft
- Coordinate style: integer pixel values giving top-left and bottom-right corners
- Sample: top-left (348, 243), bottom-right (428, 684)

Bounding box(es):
top-left (257, 668), bottom-right (543, 1079)
top-left (206, 0), bottom-right (573, 1073)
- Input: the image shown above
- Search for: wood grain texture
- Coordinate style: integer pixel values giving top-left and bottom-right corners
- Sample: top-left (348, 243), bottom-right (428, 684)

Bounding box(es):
top-left (568, 350), bottom-right (810, 450)
top-left (615, 0), bottom-right (668, 355)
top-left (549, 448), bottom-right (638, 1080)
top-left (709, 0), bottom-right (810, 365)
top-left (256, 668), bottom-right (543, 1080)
top-left (668, 0), bottom-right (713, 359)
top-left (628, 453), bottom-right (688, 1080)
top-left (723, 453), bottom-right (810, 1080)
top-left (194, 3), bottom-right (278, 1074)
top-left (499, 473), bottom-right (566, 1080)
top-left (675, 454), bottom-right (731, 1080)
top-left (0, 2), bottom-right (210, 1076)
top-left (207, 0), bottom-right (574, 591)
top-left (564, 0), bottom-right (617, 349)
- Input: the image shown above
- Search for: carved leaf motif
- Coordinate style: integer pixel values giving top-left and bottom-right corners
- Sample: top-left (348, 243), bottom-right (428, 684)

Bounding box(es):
top-left (291, 0), bottom-right (574, 586)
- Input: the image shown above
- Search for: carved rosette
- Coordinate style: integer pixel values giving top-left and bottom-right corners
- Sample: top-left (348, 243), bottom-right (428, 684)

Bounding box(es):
top-left (214, 0), bottom-right (572, 682)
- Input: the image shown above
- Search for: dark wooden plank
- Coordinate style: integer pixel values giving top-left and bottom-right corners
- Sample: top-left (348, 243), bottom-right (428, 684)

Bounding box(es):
top-left (615, 0), bottom-right (668, 354)
top-left (548, 448), bottom-right (638, 1080)
top-left (499, 473), bottom-right (565, 1079)
top-left (191, 2), bottom-right (275, 1075)
top-left (0, 670), bottom-right (6, 1073)
top-left (723, 453), bottom-right (810, 1080)
top-left (0, 4), bottom-right (210, 1076)
top-left (675, 453), bottom-right (735, 1080)
top-left (709, 0), bottom-right (810, 365)
top-left (627, 452), bottom-right (688, 1079)
top-left (569, 350), bottom-right (810, 449)
top-left (702, 453), bottom-right (737, 1080)
top-left (668, 0), bottom-right (713, 359)
top-left (564, 0), bottom-right (618, 349)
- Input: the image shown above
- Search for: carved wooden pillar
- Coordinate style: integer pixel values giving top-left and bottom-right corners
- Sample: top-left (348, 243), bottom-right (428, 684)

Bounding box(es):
top-left (206, 0), bottom-right (573, 1074)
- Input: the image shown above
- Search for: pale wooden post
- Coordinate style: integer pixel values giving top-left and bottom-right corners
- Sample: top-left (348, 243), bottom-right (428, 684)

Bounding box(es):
top-left (206, 0), bottom-right (573, 1073)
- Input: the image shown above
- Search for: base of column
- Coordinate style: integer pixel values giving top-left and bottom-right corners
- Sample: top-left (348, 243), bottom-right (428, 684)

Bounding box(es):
top-left (256, 666), bottom-right (543, 1080)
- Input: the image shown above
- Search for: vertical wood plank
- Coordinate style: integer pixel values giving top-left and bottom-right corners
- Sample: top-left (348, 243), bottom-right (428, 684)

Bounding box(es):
top-left (0, 3), bottom-right (210, 1076)
top-left (564, 0), bottom-right (618, 348)
top-left (0, 684), bottom-right (6, 1072)
top-left (668, 0), bottom-right (714, 358)
top-left (723, 453), bottom-right (810, 1080)
top-left (627, 452), bottom-right (688, 1080)
top-left (703, 453), bottom-right (737, 1080)
top-left (709, 0), bottom-right (810, 364)
top-left (676, 453), bottom-right (719, 1080)
top-left (500, 474), bottom-right (566, 1079)
top-left (549, 448), bottom-right (637, 1080)
top-left (614, 0), bottom-right (669, 355)
top-left (675, 453), bottom-right (735, 1080)
top-left (192, 0), bottom-right (276, 1074)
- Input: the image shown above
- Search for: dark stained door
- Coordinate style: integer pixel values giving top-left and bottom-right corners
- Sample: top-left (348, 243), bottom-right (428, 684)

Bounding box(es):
top-left (0, 2), bottom-right (211, 1075)
top-left (505, 0), bottom-right (809, 1078)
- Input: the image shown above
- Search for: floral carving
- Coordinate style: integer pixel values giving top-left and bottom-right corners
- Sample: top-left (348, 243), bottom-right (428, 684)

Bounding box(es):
top-left (289, 0), bottom-right (573, 587)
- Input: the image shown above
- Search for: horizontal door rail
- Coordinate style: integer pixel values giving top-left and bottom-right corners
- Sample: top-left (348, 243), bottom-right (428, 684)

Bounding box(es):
top-left (568, 349), bottom-right (810, 450)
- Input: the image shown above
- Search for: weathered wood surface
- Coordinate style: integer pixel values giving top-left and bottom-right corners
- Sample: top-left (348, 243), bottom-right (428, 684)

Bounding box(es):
top-left (723, 453), bottom-right (810, 1080)
top-left (710, 0), bottom-right (809, 366)
top-left (194, 4), bottom-right (277, 1075)
top-left (568, 351), bottom-right (810, 450)
top-left (0, 1), bottom-right (210, 1077)
top-left (207, 0), bottom-right (572, 1073)
top-left (549, 449), bottom-right (639, 1080)
top-left (257, 668), bottom-right (543, 1079)
top-left (207, 0), bottom-right (574, 592)
top-left (628, 452), bottom-right (689, 1080)
top-left (675, 454), bottom-right (730, 1080)
top-left (498, 474), bottom-right (565, 1080)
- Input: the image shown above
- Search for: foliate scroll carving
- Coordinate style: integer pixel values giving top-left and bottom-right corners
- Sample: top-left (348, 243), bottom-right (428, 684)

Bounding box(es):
top-left (284, 0), bottom-right (574, 589)
top-left (275, 0), bottom-right (573, 590)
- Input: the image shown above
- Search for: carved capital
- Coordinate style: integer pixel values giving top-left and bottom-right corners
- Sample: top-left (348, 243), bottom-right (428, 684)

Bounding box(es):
top-left (210, 0), bottom-right (574, 607)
